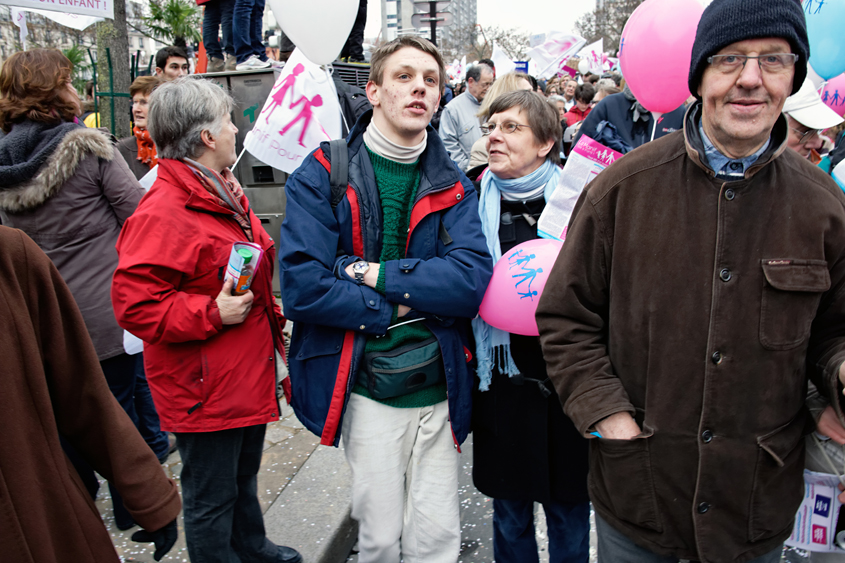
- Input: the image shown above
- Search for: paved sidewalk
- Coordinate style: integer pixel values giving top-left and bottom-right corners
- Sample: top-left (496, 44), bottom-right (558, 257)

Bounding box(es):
top-left (96, 400), bottom-right (603, 563)
top-left (95, 398), bottom-right (354, 563)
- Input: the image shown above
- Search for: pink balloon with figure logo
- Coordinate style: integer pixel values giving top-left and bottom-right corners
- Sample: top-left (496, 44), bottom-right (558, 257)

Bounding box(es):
top-left (822, 73), bottom-right (845, 117)
top-left (619, 0), bottom-right (704, 113)
top-left (479, 238), bottom-right (563, 337)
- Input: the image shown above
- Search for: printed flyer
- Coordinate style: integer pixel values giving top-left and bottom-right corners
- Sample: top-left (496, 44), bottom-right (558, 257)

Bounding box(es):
top-left (786, 470), bottom-right (845, 552)
top-left (537, 135), bottom-right (622, 241)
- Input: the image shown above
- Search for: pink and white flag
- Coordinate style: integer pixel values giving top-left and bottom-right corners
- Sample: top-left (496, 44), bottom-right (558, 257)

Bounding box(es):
top-left (526, 32), bottom-right (587, 79)
top-left (456, 55), bottom-right (467, 82)
top-left (578, 39), bottom-right (604, 75)
top-left (244, 49), bottom-right (342, 174)
top-left (11, 8), bottom-right (27, 50)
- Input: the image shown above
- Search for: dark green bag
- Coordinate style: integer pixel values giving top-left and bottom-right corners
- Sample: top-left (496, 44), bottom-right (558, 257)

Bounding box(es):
top-left (362, 336), bottom-right (445, 400)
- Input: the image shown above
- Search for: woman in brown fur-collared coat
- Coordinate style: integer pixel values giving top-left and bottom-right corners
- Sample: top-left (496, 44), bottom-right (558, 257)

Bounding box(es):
top-left (0, 226), bottom-right (181, 562)
top-left (0, 49), bottom-right (147, 529)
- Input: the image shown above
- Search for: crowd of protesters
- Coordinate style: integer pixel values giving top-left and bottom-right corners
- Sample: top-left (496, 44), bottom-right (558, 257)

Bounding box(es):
top-left (7, 1), bottom-right (845, 563)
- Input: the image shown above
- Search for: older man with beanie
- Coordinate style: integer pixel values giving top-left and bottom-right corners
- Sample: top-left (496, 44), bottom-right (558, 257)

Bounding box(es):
top-left (537, 0), bottom-right (845, 561)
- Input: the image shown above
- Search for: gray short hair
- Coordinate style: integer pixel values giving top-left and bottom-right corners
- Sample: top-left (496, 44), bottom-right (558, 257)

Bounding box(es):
top-left (147, 77), bottom-right (234, 160)
top-left (466, 63), bottom-right (493, 83)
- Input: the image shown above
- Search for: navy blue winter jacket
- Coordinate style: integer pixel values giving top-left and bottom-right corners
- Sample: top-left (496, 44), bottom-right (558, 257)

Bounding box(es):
top-left (574, 92), bottom-right (686, 151)
top-left (279, 111), bottom-right (493, 447)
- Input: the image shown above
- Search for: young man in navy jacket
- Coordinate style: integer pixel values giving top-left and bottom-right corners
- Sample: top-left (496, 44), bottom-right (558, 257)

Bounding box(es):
top-left (279, 36), bottom-right (492, 563)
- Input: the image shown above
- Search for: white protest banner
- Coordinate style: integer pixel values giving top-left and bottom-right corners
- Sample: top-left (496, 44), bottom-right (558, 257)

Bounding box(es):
top-left (456, 55), bottom-right (466, 82)
top-left (526, 32), bottom-right (587, 79)
top-left (11, 8), bottom-right (27, 50)
top-left (25, 7), bottom-right (102, 29)
top-left (245, 49), bottom-right (342, 174)
top-left (537, 135), bottom-right (622, 241)
top-left (577, 39), bottom-right (604, 75)
top-left (786, 470), bottom-right (845, 552)
top-left (1, 0), bottom-right (113, 19)
top-left (447, 58), bottom-right (459, 81)
top-left (529, 33), bottom-right (546, 48)
top-left (491, 42), bottom-right (516, 76)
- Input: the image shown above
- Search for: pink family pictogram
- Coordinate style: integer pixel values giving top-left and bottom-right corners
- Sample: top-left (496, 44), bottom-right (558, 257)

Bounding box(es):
top-left (280, 94), bottom-right (324, 147)
top-left (261, 63), bottom-right (305, 124)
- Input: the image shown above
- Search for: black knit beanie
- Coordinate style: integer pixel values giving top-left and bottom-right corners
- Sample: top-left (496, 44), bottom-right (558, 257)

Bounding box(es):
top-left (688, 0), bottom-right (809, 98)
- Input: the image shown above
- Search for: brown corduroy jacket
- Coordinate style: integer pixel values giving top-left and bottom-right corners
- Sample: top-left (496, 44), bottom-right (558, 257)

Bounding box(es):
top-left (0, 226), bottom-right (180, 563)
top-left (537, 103), bottom-right (845, 562)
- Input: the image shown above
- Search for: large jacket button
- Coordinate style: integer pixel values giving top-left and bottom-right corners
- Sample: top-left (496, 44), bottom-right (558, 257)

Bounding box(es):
top-left (711, 351), bottom-right (722, 364)
top-left (701, 430), bottom-right (713, 443)
top-left (697, 502), bottom-right (710, 514)
top-left (719, 268), bottom-right (731, 282)
top-left (725, 189), bottom-right (735, 200)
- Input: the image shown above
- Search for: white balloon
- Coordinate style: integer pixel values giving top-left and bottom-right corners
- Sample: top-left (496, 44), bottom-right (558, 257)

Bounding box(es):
top-left (267, 0), bottom-right (359, 65)
top-left (578, 59), bottom-right (590, 75)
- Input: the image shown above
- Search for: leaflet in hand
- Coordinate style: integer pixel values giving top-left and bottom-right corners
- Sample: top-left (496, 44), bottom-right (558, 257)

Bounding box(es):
top-left (537, 135), bottom-right (622, 241)
top-left (224, 242), bottom-right (263, 295)
top-left (785, 470), bottom-right (845, 552)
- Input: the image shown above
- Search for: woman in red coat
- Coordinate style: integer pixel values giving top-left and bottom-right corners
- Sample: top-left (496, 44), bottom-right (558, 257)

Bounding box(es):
top-left (111, 78), bottom-right (301, 563)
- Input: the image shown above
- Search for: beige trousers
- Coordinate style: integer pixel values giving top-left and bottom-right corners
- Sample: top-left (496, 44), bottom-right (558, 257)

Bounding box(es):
top-left (341, 393), bottom-right (460, 563)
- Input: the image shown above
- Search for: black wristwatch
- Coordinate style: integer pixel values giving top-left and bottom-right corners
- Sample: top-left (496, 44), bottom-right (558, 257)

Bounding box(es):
top-left (352, 261), bottom-right (370, 284)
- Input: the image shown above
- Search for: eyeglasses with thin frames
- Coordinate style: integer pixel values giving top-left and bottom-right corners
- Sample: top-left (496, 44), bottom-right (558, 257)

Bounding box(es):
top-left (790, 125), bottom-right (820, 145)
top-left (706, 53), bottom-right (799, 74)
top-left (480, 121), bottom-right (532, 135)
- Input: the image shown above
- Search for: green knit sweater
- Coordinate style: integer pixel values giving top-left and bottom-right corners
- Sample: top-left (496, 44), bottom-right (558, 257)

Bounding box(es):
top-left (352, 148), bottom-right (448, 407)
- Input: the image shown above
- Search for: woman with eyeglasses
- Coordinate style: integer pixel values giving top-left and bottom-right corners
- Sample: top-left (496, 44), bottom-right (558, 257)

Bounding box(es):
top-left (467, 72), bottom-right (534, 170)
top-left (471, 90), bottom-right (590, 563)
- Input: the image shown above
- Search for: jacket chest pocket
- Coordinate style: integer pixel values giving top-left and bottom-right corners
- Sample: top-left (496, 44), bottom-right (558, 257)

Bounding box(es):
top-left (759, 260), bottom-right (829, 351)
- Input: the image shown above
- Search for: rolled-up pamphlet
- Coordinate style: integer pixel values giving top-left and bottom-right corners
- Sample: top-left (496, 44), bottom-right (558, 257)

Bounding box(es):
top-left (224, 242), bottom-right (263, 295)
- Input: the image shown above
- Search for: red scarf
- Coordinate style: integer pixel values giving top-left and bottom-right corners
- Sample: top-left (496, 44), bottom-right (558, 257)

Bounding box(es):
top-left (134, 126), bottom-right (158, 168)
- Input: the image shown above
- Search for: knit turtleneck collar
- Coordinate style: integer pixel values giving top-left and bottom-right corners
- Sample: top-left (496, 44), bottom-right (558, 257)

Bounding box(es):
top-left (363, 120), bottom-right (426, 164)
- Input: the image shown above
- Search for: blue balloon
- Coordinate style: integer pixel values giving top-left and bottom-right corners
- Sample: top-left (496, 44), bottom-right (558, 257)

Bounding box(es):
top-left (805, 0), bottom-right (845, 80)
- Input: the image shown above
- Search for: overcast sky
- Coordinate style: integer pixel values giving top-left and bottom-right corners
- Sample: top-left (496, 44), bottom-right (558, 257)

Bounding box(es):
top-left (363, 0), bottom-right (593, 43)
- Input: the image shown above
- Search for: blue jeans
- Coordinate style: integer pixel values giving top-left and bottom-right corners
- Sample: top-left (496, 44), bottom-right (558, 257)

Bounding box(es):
top-left (176, 425), bottom-right (279, 563)
top-left (493, 498), bottom-right (590, 563)
top-left (202, 0), bottom-right (235, 60)
top-left (233, 0), bottom-right (266, 63)
top-left (595, 513), bottom-right (783, 562)
top-left (134, 354), bottom-right (170, 461)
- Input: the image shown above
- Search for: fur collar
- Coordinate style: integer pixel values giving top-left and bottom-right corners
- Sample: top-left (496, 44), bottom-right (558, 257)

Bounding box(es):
top-left (0, 128), bottom-right (114, 213)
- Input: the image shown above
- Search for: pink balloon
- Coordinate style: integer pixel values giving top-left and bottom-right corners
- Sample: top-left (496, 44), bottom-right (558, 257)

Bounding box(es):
top-left (619, 0), bottom-right (704, 113)
top-left (479, 238), bottom-right (563, 337)
top-left (822, 73), bottom-right (845, 117)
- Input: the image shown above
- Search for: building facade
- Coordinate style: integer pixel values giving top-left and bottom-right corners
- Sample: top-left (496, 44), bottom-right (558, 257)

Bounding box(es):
top-left (380, 0), bottom-right (476, 45)
top-left (0, 3), bottom-right (172, 83)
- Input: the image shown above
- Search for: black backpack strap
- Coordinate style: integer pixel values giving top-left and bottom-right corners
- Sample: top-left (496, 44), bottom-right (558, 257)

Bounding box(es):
top-left (328, 139), bottom-right (349, 209)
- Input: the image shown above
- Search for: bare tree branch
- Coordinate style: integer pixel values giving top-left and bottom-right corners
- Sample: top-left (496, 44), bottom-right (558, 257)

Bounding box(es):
top-left (575, 0), bottom-right (644, 54)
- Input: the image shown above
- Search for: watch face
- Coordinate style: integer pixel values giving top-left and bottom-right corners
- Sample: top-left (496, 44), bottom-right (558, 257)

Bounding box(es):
top-left (353, 262), bottom-right (369, 274)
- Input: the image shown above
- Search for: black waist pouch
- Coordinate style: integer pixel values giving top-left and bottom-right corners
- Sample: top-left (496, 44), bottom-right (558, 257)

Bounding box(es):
top-left (362, 336), bottom-right (445, 400)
